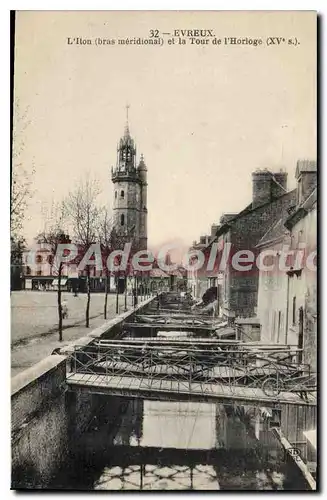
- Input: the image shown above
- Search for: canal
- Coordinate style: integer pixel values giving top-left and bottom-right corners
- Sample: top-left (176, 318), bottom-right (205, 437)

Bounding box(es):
top-left (51, 397), bottom-right (309, 491)
top-left (48, 294), bottom-right (313, 491)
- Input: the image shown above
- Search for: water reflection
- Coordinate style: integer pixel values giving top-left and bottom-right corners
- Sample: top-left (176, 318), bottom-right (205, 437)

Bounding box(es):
top-left (59, 399), bottom-right (309, 491)
top-left (114, 400), bottom-right (216, 449)
top-left (94, 464), bottom-right (219, 490)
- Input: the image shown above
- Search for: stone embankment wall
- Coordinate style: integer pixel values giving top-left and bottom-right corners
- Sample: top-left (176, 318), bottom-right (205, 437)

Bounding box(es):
top-left (11, 297), bottom-right (155, 489)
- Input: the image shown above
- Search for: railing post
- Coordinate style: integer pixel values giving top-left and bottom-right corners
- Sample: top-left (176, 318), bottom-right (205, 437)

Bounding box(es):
top-left (189, 352), bottom-right (192, 393)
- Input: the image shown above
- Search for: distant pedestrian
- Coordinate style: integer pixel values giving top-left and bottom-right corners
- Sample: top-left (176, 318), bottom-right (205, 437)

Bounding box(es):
top-left (62, 301), bottom-right (68, 319)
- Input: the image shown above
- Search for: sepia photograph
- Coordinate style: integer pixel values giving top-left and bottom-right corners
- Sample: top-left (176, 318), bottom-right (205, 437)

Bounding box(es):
top-left (10, 10), bottom-right (317, 491)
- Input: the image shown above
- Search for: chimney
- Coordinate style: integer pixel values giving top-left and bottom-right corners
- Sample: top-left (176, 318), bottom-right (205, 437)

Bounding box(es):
top-left (295, 160), bottom-right (317, 205)
top-left (252, 169), bottom-right (288, 208)
top-left (219, 213), bottom-right (237, 225)
top-left (211, 224), bottom-right (219, 238)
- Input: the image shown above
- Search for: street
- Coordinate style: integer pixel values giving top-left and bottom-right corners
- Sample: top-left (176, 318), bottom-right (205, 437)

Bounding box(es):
top-left (11, 290), bottom-right (134, 377)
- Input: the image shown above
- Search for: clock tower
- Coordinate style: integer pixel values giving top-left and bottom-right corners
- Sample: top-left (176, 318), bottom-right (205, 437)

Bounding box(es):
top-left (111, 107), bottom-right (148, 252)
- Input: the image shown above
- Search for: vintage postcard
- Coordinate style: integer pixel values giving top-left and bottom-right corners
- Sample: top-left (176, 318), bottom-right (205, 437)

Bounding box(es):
top-left (11, 10), bottom-right (317, 491)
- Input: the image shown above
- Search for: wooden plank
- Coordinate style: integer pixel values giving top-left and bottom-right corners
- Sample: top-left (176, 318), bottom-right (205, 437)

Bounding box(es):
top-left (66, 373), bottom-right (316, 407)
top-left (123, 322), bottom-right (214, 331)
top-left (272, 428), bottom-right (316, 490)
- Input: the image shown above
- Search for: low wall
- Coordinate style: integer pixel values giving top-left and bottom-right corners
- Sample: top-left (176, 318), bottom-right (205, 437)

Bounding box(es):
top-left (11, 356), bottom-right (68, 488)
top-left (11, 296), bottom-right (155, 489)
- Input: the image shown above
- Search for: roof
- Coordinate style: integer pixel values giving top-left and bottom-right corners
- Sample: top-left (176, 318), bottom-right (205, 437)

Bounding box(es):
top-left (256, 217), bottom-right (289, 248)
top-left (209, 189), bottom-right (296, 245)
top-left (285, 187), bottom-right (317, 230)
top-left (295, 160), bottom-right (317, 178)
top-left (169, 269), bottom-right (184, 278)
top-left (149, 268), bottom-right (169, 279)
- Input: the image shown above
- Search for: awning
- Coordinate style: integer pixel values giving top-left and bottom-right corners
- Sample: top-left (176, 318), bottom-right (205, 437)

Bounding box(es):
top-left (52, 279), bottom-right (67, 286)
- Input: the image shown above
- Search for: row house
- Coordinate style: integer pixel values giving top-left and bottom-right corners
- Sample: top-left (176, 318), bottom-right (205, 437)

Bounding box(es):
top-left (187, 223), bottom-right (226, 300)
top-left (257, 160), bottom-right (317, 370)
top-left (22, 238), bottom-right (113, 292)
top-left (23, 238), bottom-right (186, 294)
top-left (210, 168), bottom-right (297, 322)
top-left (187, 233), bottom-right (212, 300)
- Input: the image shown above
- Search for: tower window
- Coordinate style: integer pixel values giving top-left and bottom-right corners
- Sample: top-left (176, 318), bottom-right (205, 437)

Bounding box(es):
top-left (115, 191), bottom-right (117, 199)
top-left (121, 214), bottom-right (125, 226)
top-left (121, 190), bottom-right (125, 198)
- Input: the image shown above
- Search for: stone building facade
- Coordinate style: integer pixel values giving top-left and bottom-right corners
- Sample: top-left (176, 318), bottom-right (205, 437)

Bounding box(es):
top-left (212, 169), bottom-right (297, 320)
top-left (257, 160), bottom-right (317, 370)
top-left (187, 234), bottom-right (211, 300)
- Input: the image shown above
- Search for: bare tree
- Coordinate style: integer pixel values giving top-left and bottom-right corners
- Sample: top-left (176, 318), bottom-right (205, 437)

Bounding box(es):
top-left (97, 208), bottom-right (113, 319)
top-left (37, 204), bottom-right (69, 341)
top-left (64, 177), bottom-right (101, 327)
top-left (11, 100), bottom-right (35, 289)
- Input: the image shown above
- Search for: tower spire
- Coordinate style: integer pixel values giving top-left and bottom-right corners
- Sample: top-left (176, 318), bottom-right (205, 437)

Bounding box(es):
top-left (124, 103), bottom-right (130, 136)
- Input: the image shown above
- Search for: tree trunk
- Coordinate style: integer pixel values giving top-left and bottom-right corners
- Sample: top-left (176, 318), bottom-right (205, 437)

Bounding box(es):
top-left (116, 276), bottom-right (119, 314)
top-left (104, 271), bottom-right (109, 319)
top-left (58, 263), bottom-right (63, 341)
top-left (86, 268), bottom-right (91, 328)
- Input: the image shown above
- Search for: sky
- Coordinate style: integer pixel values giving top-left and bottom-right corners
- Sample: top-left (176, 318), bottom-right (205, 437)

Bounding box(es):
top-left (13, 11), bottom-right (316, 249)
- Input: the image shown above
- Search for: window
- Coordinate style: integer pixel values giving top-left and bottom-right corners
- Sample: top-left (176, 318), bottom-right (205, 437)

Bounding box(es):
top-left (115, 191), bottom-right (117, 199)
top-left (36, 270), bottom-right (42, 276)
top-left (26, 266), bottom-right (31, 275)
top-left (121, 190), bottom-right (125, 198)
top-left (36, 255), bottom-right (42, 263)
top-left (292, 296), bottom-right (296, 325)
top-left (121, 214), bottom-right (125, 226)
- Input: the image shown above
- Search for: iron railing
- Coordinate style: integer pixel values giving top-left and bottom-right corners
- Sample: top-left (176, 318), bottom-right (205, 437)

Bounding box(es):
top-left (67, 340), bottom-right (316, 401)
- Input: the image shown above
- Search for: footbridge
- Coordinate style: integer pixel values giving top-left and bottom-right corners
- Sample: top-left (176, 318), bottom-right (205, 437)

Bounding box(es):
top-left (66, 337), bottom-right (316, 407)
